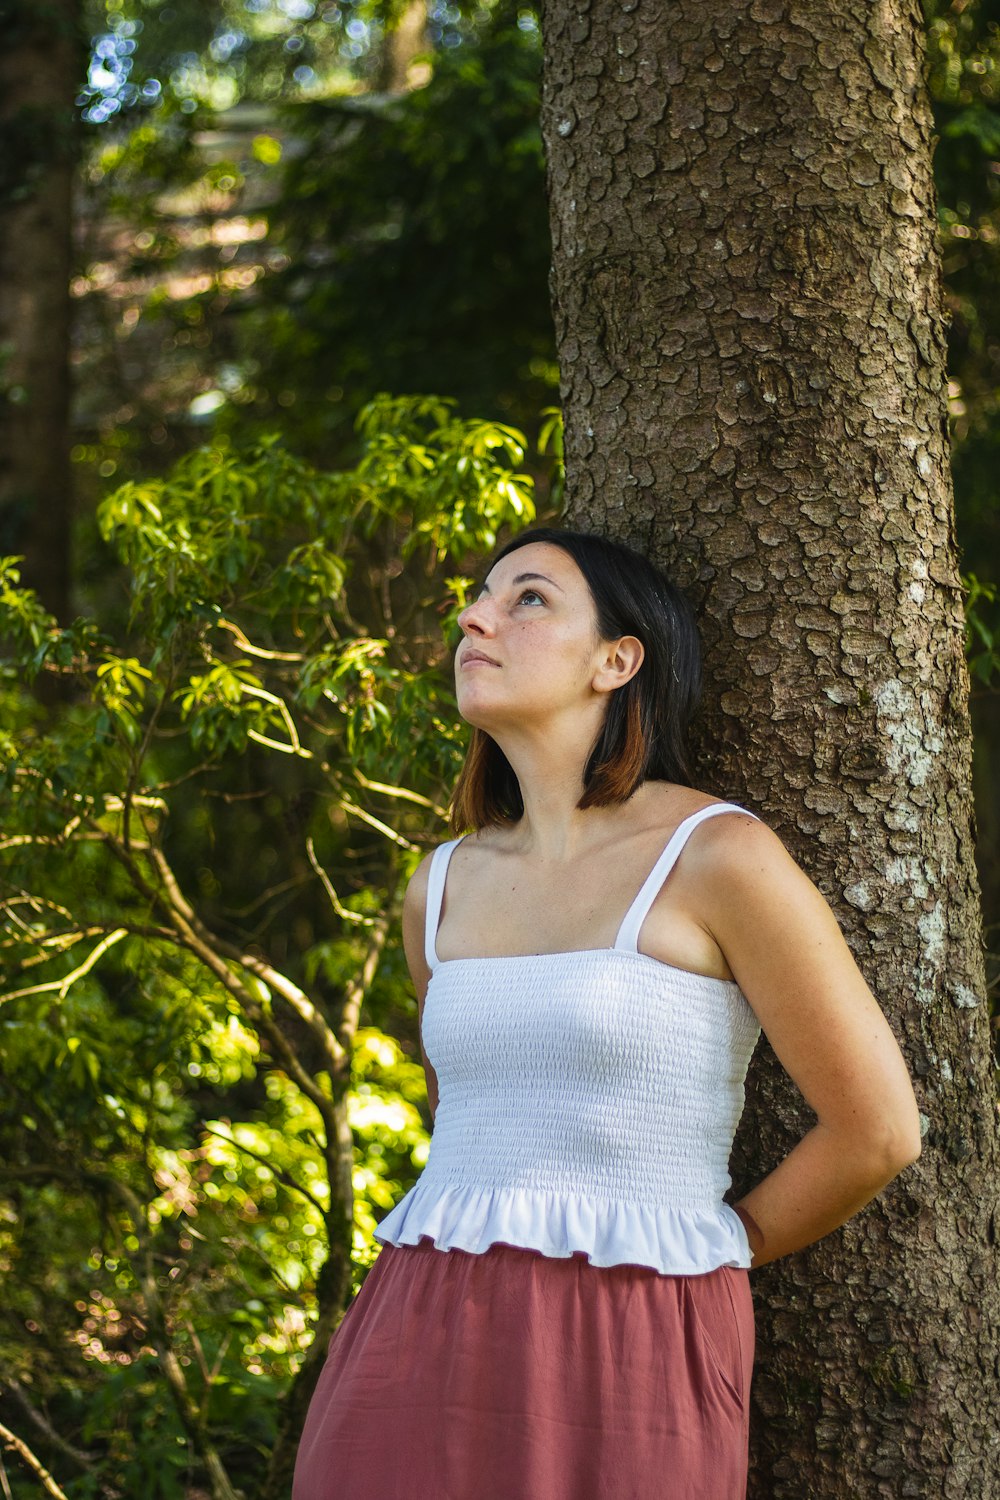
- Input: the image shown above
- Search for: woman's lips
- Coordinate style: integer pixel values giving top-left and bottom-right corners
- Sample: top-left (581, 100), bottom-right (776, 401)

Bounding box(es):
top-left (460, 651), bottom-right (500, 668)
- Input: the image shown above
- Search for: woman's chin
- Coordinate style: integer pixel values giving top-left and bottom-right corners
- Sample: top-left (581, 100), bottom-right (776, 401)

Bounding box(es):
top-left (458, 707), bottom-right (500, 733)
top-left (456, 695), bottom-right (508, 735)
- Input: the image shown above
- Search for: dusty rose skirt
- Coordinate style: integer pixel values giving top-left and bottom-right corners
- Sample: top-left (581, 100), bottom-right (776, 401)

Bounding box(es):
top-left (292, 1235), bottom-right (754, 1500)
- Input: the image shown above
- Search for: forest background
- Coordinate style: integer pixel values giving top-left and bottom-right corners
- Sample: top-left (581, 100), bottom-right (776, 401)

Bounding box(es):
top-left (0, 0), bottom-right (998, 1495)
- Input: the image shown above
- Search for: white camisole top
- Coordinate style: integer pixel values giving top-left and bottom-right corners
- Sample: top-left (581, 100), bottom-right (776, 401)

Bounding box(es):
top-left (373, 802), bottom-right (763, 1275)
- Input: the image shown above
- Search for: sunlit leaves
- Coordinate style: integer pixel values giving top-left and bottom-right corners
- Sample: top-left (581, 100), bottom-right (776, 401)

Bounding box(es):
top-left (0, 556), bottom-right (59, 654)
top-left (95, 656), bottom-right (155, 744)
top-left (0, 391), bottom-right (541, 1491)
top-left (175, 659), bottom-right (291, 753)
top-left (352, 393), bottom-right (536, 558)
top-left (347, 1028), bottom-right (429, 1280)
top-left (964, 571), bottom-right (1000, 686)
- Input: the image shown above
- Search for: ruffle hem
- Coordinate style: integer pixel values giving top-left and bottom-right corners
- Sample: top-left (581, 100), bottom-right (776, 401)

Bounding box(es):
top-left (373, 1178), bottom-right (752, 1276)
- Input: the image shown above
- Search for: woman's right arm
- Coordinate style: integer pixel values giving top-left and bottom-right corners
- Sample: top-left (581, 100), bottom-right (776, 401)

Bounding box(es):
top-left (401, 852), bottom-right (438, 1122)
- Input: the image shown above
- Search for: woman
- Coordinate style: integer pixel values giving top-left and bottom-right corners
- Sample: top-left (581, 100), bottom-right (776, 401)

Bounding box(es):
top-left (293, 527), bottom-right (921, 1500)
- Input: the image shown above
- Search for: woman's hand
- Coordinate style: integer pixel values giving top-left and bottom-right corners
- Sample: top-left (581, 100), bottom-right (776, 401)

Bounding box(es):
top-left (696, 814), bottom-right (923, 1269)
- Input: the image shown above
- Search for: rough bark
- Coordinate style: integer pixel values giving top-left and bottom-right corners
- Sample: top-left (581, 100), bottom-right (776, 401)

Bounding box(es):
top-left (540, 0), bottom-right (1000, 1494)
top-left (0, 0), bottom-right (80, 621)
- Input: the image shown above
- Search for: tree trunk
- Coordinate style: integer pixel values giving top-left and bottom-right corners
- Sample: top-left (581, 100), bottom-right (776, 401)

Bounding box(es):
top-left (0, 0), bottom-right (80, 621)
top-left (375, 0), bottom-right (431, 94)
top-left (540, 0), bottom-right (1000, 1494)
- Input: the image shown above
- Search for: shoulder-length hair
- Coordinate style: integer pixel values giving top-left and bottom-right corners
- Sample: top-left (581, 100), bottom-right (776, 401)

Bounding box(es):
top-left (450, 527), bottom-right (703, 833)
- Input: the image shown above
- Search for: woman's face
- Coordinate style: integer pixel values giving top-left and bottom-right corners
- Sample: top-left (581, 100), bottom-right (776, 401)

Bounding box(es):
top-left (454, 542), bottom-right (637, 734)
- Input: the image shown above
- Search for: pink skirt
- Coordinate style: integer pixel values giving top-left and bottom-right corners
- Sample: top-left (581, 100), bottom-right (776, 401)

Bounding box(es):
top-left (293, 1234), bottom-right (753, 1499)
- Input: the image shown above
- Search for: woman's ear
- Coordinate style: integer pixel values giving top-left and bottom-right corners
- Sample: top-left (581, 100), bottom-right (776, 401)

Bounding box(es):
top-left (593, 636), bottom-right (644, 693)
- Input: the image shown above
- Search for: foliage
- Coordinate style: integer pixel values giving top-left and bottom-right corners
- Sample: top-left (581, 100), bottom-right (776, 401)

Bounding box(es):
top-left (228, 0), bottom-right (555, 455)
top-left (964, 571), bottom-right (1000, 687)
top-left (923, 0), bottom-right (1000, 633)
top-left (0, 396), bottom-right (537, 1496)
top-left (70, 0), bottom-right (555, 508)
top-left (78, 0), bottom-right (446, 125)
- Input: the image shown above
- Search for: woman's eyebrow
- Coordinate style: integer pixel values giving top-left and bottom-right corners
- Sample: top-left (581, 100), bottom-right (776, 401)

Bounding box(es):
top-left (479, 572), bottom-right (564, 593)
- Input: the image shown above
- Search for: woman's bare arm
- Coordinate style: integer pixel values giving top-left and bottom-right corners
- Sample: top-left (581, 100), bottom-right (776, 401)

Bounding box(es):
top-left (401, 852), bottom-right (438, 1122)
top-left (698, 815), bottom-right (922, 1270)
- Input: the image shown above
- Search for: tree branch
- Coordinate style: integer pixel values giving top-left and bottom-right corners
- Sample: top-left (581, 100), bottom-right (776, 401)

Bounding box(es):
top-left (340, 796), bottom-right (420, 850)
top-left (352, 767), bottom-right (448, 818)
top-left (214, 616), bottom-right (303, 662)
top-left (0, 1420), bottom-right (70, 1500)
top-left (145, 842), bottom-right (346, 1075)
top-left (0, 929), bottom-right (127, 1004)
top-left (0, 1377), bottom-right (91, 1472)
top-left (305, 837), bottom-right (377, 926)
top-left (85, 821), bottom-right (344, 1115)
top-left (202, 1125), bottom-right (326, 1212)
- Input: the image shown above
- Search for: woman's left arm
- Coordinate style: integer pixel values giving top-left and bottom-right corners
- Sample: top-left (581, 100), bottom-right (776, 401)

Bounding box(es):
top-left (699, 814), bottom-right (923, 1271)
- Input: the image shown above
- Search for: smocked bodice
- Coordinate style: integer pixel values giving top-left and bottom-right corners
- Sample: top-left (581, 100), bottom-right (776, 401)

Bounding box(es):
top-left (373, 802), bottom-right (763, 1275)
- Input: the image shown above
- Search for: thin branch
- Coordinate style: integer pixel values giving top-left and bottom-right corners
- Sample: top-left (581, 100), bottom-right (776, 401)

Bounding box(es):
top-left (352, 768), bottom-right (448, 818)
top-left (184, 1322), bottom-right (234, 1424)
top-left (223, 874), bottom-right (312, 920)
top-left (11, 774), bottom-right (344, 1119)
top-left (338, 907), bottom-right (392, 1048)
top-left (1, 893), bottom-right (76, 925)
top-left (1, 926), bottom-right (112, 974)
top-left (0, 826), bottom-right (100, 853)
top-left (297, 710), bottom-right (341, 740)
top-left (120, 664), bottom-right (173, 856)
top-left (305, 839), bottom-right (376, 926)
top-left (203, 786), bottom-right (270, 803)
top-left (1, 918), bottom-right (178, 948)
top-left (215, 617), bottom-right (303, 662)
top-left (340, 798), bottom-right (419, 851)
top-left (95, 832), bottom-right (345, 1109)
top-left (103, 793), bottom-right (168, 816)
top-left (140, 759), bottom-right (219, 793)
top-left (0, 1378), bottom-right (92, 1472)
top-left (241, 683), bottom-right (312, 758)
top-left (0, 929), bottom-right (128, 1004)
top-left (0, 1421), bottom-right (70, 1500)
top-left (247, 726), bottom-right (313, 757)
top-left (144, 845), bottom-right (344, 1061)
top-left (202, 1125), bottom-right (326, 1211)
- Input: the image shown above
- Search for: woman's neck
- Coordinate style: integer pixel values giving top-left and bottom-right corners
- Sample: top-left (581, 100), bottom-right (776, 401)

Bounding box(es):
top-left (486, 726), bottom-right (652, 862)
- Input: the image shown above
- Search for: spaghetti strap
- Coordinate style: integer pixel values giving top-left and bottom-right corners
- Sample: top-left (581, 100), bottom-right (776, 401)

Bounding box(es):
top-left (613, 803), bottom-right (760, 954)
top-left (423, 838), bottom-right (464, 972)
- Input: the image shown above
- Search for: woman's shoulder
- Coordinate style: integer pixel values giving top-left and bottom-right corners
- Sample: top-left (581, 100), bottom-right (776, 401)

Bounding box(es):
top-left (404, 840), bottom-right (446, 900)
top-left (657, 789), bottom-right (790, 887)
top-left (403, 832), bottom-right (471, 914)
top-left (635, 782), bottom-right (767, 837)
top-left (634, 785), bottom-right (784, 884)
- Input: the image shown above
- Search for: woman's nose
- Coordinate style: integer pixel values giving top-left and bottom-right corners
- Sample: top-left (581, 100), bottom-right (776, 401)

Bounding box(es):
top-left (458, 595), bottom-right (494, 635)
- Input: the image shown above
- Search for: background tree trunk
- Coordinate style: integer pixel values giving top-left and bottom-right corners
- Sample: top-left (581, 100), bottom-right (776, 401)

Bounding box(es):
top-left (0, 0), bottom-right (80, 621)
top-left (539, 0), bottom-right (1000, 1493)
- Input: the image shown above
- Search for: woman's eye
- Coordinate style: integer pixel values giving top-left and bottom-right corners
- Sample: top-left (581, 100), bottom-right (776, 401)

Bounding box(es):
top-left (517, 590), bottom-right (544, 606)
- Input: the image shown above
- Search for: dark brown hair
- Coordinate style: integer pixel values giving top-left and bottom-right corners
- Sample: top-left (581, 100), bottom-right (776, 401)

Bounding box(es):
top-left (450, 528), bottom-right (703, 832)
